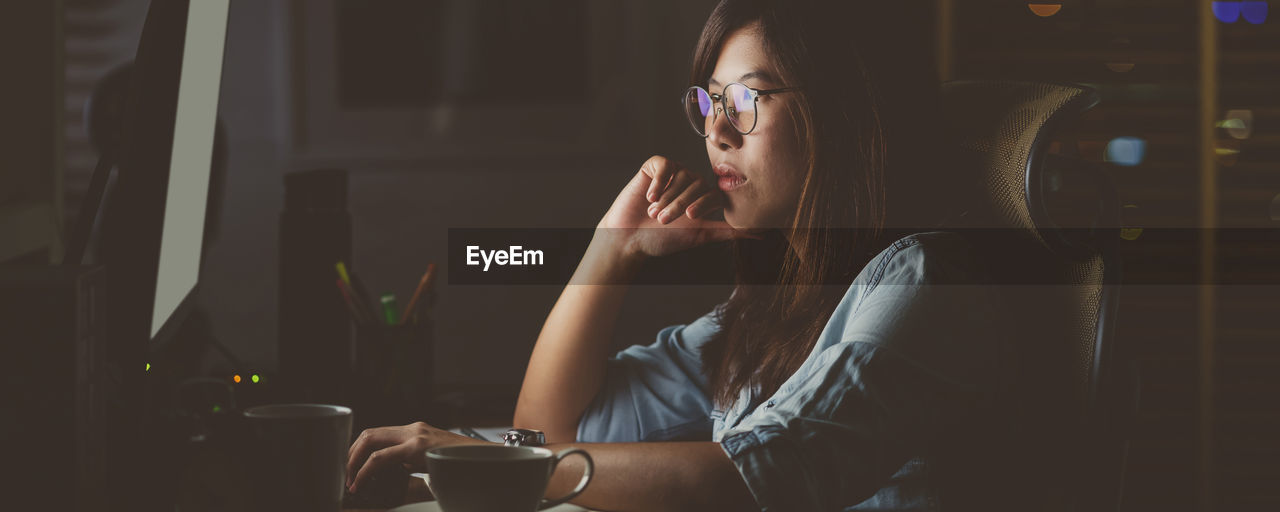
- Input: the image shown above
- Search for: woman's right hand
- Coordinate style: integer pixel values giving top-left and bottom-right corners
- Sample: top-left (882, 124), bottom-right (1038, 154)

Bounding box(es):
top-left (597, 155), bottom-right (761, 260)
top-left (515, 156), bottom-right (756, 437)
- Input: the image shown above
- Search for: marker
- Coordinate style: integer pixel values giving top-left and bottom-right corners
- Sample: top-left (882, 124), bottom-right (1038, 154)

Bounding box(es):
top-left (380, 294), bottom-right (400, 326)
top-left (335, 261), bottom-right (353, 287)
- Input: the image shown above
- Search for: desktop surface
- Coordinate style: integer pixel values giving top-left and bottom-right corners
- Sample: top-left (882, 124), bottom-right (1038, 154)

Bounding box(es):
top-left (383, 502), bottom-right (592, 512)
top-left (340, 473), bottom-right (595, 512)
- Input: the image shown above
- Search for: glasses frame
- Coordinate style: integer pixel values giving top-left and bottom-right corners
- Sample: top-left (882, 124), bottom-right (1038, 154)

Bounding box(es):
top-left (684, 82), bottom-right (802, 137)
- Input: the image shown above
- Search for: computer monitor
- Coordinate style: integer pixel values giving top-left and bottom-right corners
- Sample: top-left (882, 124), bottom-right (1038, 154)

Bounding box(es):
top-left (69, 0), bottom-right (229, 350)
top-left (66, 1), bottom-right (230, 506)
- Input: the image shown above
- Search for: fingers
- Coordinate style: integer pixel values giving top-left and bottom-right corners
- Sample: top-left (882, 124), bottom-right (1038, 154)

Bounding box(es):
top-left (346, 427), bottom-right (396, 488)
top-left (347, 423), bottom-right (426, 489)
top-left (649, 172), bottom-right (696, 224)
top-left (642, 156), bottom-right (677, 202)
top-left (657, 179), bottom-right (710, 224)
top-left (637, 155), bottom-right (730, 225)
top-left (348, 427), bottom-right (386, 488)
top-left (685, 192), bottom-right (724, 221)
top-left (349, 436), bottom-right (428, 493)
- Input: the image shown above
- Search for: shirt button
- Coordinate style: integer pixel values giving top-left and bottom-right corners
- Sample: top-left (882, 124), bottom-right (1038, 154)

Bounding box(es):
top-left (766, 400), bottom-right (775, 408)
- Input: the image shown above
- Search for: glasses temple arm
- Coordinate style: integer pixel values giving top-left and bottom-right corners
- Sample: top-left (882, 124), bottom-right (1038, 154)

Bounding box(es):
top-left (755, 86), bottom-right (802, 96)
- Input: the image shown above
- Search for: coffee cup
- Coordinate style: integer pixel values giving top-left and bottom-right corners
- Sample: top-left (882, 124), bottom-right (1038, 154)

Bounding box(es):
top-left (242, 404), bottom-right (353, 512)
top-left (425, 444), bottom-right (593, 512)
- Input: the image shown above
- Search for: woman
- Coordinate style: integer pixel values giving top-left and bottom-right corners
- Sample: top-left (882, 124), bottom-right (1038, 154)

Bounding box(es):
top-left (347, 1), bottom-right (1020, 510)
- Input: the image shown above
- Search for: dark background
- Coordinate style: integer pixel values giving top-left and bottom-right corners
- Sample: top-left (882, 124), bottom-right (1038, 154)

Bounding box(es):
top-left (5, 0), bottom-right (1278, 510)
top-left (48, 0), bottom-right (734, 387)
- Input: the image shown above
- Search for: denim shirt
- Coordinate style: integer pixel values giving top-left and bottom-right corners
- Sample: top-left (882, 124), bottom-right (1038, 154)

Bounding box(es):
top-left (575, 232), bottom-right (1011, 511)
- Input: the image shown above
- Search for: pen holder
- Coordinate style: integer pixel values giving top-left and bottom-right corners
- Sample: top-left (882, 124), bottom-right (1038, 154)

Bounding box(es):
top-left (353, 317), bottom-right (434, 432)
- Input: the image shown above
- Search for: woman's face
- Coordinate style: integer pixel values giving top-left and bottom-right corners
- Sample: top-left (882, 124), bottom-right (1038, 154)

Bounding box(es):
top-left (705, 22), bottom-right (807, 230)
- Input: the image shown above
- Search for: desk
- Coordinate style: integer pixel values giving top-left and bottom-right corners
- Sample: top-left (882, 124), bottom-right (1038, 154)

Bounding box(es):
top-left (349, 504), bottom-right (591, 512)
top-left (342, 476), bottom-right (594, 512)
top-left (342, 472), bottom-right (433, 512)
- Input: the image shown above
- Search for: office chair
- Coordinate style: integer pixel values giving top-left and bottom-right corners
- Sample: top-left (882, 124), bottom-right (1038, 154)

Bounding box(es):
top-left (939, 80), bottom-right (1128, 511)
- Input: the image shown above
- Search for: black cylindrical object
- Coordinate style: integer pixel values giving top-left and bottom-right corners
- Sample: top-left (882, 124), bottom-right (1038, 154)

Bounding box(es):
top-left (242, 404), bottom-right (353, 512)
top-left (279, 169), bottom-right (352, 405)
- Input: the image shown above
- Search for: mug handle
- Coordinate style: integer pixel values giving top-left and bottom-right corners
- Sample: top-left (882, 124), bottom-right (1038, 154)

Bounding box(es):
top-left (538, 448), bottom-right (594, 510)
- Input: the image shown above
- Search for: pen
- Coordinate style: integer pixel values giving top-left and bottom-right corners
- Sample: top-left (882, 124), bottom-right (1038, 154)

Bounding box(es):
top-left (336, 261), bottom-right (374, 321)
top-left (336, 278), bottom-right (366, 325)
top-left (399, 263), bottom-right (437, 326)
top-left (380, 293), bottom-right (400, 326)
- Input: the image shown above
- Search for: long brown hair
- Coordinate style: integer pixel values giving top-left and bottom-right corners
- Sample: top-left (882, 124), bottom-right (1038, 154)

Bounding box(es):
top-left (695, 0), bottom-right (960, 406)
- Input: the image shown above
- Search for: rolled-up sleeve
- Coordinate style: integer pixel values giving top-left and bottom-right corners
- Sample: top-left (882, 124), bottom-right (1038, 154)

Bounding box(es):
top-left (576, 307), bottom-right (723, 443)
top-left (719, 235), bottom-right (1004, 510)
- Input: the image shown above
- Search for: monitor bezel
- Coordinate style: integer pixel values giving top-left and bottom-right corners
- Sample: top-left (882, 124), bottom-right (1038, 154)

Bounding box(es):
top-left (102, 0), bottom-right (229, 356)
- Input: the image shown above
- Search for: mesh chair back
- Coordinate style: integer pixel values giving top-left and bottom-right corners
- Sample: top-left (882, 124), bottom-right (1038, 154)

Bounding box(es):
top-left (939, 80), bottom-right (1123, 510)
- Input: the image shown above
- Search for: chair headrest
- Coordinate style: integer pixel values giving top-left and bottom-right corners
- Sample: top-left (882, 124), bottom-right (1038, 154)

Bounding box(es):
top-left (941, 80), bottom-right (1100, 252)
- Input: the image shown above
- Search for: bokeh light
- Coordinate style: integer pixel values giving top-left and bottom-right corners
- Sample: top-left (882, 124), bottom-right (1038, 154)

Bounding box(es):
top-left (1105, 136), bottom-right (1146, 166)
top-left (1028, 3), bottom-right (1063, 17)
top-left (1243, 1), bottom-right (1269, 24)
top-left (1218, 109), bottom-right (1254, 139)
top-left (1215, 1), bottom-right (1243, 22)
top-left (233, 374), bottom-right (241, 384)
top-left (1216, 139), bottom-right (1241, 166)
top-left (251, 374), bottom-right (261, 384)
top-left (1214, 1), bottom-right (1269, 24)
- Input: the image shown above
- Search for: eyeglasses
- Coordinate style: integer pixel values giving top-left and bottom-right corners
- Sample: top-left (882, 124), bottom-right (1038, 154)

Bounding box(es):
top-left (683, 82), bottom-right (801, 137)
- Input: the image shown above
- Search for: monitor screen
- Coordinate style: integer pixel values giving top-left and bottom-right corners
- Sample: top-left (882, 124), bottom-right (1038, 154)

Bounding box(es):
top-left (149, 0), bottom-right (229, 339)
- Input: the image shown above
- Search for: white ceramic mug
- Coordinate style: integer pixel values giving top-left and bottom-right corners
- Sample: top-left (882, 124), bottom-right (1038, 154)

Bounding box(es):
top-left (425, 444), bottom-right (593, 512)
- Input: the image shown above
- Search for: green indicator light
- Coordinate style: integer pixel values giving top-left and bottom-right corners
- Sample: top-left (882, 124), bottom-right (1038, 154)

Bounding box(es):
top-left (145, 363), bottom-right (151, 372)
top-left (212, 404), bottom-right (222, 413)
top-left (251, 374), bottom-right (260, 384)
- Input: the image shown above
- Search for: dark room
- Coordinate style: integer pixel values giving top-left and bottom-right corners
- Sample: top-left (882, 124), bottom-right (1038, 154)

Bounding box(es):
top-left (1, 1), bottom-right (1277, 511)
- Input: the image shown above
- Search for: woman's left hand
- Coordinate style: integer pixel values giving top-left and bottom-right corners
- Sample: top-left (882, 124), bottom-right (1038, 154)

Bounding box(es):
top-left (345, 421), bottom-right (491, 493)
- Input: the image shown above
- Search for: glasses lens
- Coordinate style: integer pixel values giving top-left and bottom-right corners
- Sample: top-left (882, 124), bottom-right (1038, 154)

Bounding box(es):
top-left (724, 83), bottom-right (756, 134)
top-left (684, 87), bottom-right (713, 136)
